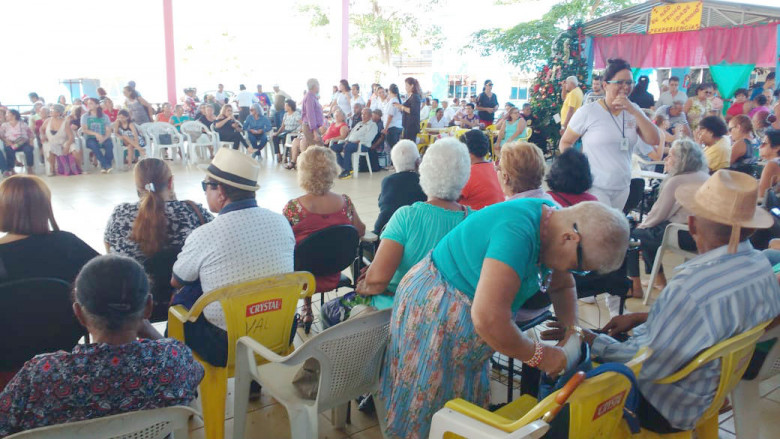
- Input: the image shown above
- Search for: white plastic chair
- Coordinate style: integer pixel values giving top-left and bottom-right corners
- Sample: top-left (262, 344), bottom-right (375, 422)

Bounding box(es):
top-left (232, 308), bottom-right (391, 439)
top-left (644, 223), bottom-right (698, 305)
top-left (74, 128), bottom-right (94, 172)
top-left (110, 134), bottom-right (129, 172)
top-left (351, 142), bottom-right (373, 179)
top-left (4, 405), bottom-right (199, 439)
top-left (731, 325), bottom-right (780, 439)
top-left (180, 121), bottom-right (216, 164)
top-left (147, 122), bottom-right (184, 161)
top-left (284, 132), bottom-right (299, 163)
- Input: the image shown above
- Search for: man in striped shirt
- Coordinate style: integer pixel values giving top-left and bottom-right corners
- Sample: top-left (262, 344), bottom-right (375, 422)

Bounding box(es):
top-left (583, 171), bottom-right (780, 433)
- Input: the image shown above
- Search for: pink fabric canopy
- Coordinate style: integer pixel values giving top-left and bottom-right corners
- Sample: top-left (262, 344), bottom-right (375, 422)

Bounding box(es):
top-left (593, 22), bottom-right (778, 69)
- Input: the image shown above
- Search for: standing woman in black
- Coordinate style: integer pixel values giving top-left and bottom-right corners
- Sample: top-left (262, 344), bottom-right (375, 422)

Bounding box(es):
top-left (396, 77), bottom-right (422, 141)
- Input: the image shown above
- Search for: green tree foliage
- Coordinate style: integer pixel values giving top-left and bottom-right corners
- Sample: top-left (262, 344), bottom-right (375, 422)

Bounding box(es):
top-left (527, 22), bottom-right (589, 152)
top-left (469, 0), bottom-right (636, 70)
top-left (297, 0), bottom-right (444, 66)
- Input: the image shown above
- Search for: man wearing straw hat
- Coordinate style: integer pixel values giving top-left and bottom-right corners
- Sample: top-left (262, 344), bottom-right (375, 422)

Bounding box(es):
top-left (576, 170), bottom-right (780, 433)
top-left (171, 147), bottom-right (295, 369)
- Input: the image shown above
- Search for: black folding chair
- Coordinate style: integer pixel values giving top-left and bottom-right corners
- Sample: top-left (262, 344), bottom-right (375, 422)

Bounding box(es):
top-left (0, 278), bottom-right (88, 374)
top-left (143, 246), bottom-right (182, 323)
top-left (294, 225), bottom-right (360, 332)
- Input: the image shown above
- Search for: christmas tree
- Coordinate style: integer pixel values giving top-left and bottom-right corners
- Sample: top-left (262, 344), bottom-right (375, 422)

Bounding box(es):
top-left (528, 21), bottom-right (589, 155)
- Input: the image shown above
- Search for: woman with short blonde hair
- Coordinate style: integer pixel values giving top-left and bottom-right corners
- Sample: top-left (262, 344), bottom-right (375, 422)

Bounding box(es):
top-left (283, 146), bottom-right (366, 331)
top-left (498, 141), bottom-right (553, 201)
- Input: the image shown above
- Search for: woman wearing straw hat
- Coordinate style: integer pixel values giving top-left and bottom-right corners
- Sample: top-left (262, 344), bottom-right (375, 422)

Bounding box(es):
top-left (569, 170), bottom-right (780, 434)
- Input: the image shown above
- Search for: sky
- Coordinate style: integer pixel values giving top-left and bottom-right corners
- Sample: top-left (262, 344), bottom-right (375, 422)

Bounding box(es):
top-left (0, 0), bottom-right (777, 105)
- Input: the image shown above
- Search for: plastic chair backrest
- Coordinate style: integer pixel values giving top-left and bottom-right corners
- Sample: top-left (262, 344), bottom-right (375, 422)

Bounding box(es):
top-left (623, 178), bottom-right (645, 214)
top-left (662, 223), bottom-right (696, 257)
top-left (0, 278), bottom-right (87, 371)
top-left (655, 320), bottom-right (771, 422)
top-left (143, 247), bottom-right (182, 323)
top-left (4, 405), bottom-right (198, 439)
top-left (294, 225), bottom-right (359, 277)
top-left (444, 348), bottom-right (652, 436)
top-left (171, 272), bottom-right (314, 372)
top-left (148, 122), bottom-right (180, 144)
top-left (294, 308), bottom-right (391, 409)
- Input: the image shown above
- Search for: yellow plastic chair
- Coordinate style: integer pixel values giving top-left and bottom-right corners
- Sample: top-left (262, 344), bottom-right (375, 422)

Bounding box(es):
top-left (428, 348), bottom-right (652, 439)
top-left (417, 120), bottom-right (433, 155)
top-left (168, 272), bottom-right (315, 439)
top-left (613, 319), bottom-right (772, 439)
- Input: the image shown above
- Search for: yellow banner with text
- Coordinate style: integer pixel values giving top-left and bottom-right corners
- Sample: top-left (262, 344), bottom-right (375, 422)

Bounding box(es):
top-left (648, 1), bottom-right (703, 34)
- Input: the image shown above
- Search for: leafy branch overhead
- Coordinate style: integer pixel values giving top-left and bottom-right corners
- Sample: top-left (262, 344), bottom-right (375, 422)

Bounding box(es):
top-left (296, 0), bottom-right (445, 66)
top-left (469, 0), bottom-right (636, 70)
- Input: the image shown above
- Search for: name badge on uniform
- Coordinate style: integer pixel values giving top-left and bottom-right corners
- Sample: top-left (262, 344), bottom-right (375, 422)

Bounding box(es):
top-left (620, 137), bottom-right (630, 151)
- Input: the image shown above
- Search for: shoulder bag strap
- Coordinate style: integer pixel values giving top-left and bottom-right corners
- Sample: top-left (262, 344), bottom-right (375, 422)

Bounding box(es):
top-left (183, 200), bottom-right (206, 225)
top-left (551, 191), bottom-right (576, 207)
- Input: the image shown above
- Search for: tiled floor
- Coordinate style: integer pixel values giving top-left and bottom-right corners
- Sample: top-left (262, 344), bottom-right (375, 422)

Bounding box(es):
top-left (36, 157), bottom-right (779, 438)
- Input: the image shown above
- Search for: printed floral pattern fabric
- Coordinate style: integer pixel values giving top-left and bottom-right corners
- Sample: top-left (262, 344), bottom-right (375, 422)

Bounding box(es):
top-left (104, 200), bottom-right (213, 263)
top-left (378, 254), bottom-right (493, 439)
top-left (0, 338), bottom-right (204, 437)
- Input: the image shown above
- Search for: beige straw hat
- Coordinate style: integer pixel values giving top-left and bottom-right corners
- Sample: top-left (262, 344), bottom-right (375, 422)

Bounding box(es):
top-left (675, 170), bottom-right (772, 253)
top-left (199, 147), bottom-right (260, 191)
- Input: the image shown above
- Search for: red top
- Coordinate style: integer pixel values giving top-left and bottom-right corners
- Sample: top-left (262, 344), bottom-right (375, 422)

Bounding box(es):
top-left (322, 122), bottom-right (347, 143)
top-left (104, 109), bottom-right (118, 122)
top-left (283, 194), bottom-right (356, 292)
top-left (156, 113), bottom-right (172, 123)
top-left (726, 101), bottom-right (745, 118)
top-left (547, 191), bottom-right (598, 207)
top-left (459, 162), bottom-right (505, 210)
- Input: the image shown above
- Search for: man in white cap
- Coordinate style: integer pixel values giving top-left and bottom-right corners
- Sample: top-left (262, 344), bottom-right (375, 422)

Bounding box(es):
top-left (559, 75), bottom-right (583, 135)
top-left (171, 147), bottom-right (295, 370)
top-left (570, 170), bottom-right (780, 433)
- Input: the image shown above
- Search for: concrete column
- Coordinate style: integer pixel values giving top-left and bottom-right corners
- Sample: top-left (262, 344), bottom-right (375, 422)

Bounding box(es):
top-left (163, 0), bottom-right (177, 105)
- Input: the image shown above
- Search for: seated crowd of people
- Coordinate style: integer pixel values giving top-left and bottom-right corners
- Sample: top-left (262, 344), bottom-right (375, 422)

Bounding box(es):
top-left (1, 63), bottom-right (780, 439)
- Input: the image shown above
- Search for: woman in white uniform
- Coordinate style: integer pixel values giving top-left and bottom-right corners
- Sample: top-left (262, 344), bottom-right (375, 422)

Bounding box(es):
top-left (559, 58), bottom-right (661, 210)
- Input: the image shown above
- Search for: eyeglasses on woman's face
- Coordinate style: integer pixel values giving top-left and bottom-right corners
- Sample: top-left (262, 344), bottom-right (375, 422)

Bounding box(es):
top-left (570, 223), bottom-right (591, 276)
top-left (606, 80), bottom-right (634, 88)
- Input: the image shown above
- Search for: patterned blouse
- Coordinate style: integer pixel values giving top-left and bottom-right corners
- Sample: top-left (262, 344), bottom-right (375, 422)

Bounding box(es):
top-left (283, 194), bottom-right (356, 292)
top-left (0, 339), bottom-right (204, 437)
top-left (282, 110), bottom-right (302, 133)
top-left (105, 200), bottom-right (213, 262)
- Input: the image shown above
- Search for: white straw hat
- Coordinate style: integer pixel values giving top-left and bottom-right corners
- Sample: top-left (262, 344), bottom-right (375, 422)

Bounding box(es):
top-left (199, 147), bottom-right (260, 191)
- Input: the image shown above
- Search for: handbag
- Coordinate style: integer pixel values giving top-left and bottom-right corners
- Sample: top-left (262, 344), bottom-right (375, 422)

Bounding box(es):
top-left (158, 133), bottom-right (173, 145)
top-left (320, 291), bottom-right (373, 329)
top-left (292, 358), bottom-right (320, 400)
top-left (183, 200), bottom-right (207, 225)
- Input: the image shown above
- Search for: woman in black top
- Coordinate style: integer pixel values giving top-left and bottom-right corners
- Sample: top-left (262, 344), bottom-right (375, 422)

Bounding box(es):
top-left (396, 77), bottom-right (422, 141)
top-left (0, 175), bottom-right (97, 283)
top-left (476, 79), bottom-right (500, 126)
top-left (214, 105), bottom-right (249, 150)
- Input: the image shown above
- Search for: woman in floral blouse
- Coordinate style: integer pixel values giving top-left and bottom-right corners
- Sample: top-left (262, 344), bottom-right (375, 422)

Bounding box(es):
top-left (105, 158), bottom-right (212, 262)
top-left (282, 146), bottom-right (365, 331)
top-left (0, 255), bottom-right (204, 437)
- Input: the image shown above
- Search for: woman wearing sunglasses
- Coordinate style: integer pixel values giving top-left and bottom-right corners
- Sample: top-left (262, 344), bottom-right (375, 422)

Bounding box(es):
top-left (377, 197), bottom-right (630, 439)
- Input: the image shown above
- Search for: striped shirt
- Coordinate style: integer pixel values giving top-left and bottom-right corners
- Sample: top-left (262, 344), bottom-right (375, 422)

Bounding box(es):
top-left (592, 241), bottom-right (780, 430)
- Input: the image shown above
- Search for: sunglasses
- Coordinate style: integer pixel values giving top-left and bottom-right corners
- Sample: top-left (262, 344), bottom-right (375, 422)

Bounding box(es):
top-left (606, 80), bottom-right (634, 87)
top-left (201, 180), bottom-right (219, 192)
top-left (570, 223), bottom-right (591, 276)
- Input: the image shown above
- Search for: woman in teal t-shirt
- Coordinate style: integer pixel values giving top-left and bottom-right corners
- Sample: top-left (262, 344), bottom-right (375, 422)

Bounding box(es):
top-left (356, 138), bottom-right (472, 309)
top-left (377, 198), bottom-right (631, 439)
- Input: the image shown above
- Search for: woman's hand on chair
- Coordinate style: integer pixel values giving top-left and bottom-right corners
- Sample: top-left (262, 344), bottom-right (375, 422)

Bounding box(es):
top-left (602, 313), bottom-right (645, 337)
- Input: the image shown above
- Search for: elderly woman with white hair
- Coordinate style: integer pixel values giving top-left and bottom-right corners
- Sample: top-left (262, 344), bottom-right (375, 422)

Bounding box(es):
top-left (243, 103), bottom-right (273, 158)
top-left (357, 138), bottom-right (472, 309)
top-left (378, 194), bottom-right (630, 436)
top-left (372, 140), bottom-right (427, 234)
top-left (282, 146), bottom-right (366, 330)
top-left (39, 104), bottom-right (78, 176)
top-left (627, 138), bottom-right (707, 298)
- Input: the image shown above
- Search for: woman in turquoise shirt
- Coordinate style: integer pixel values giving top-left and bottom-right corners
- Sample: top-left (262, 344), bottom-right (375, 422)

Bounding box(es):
top-left (356, 137), bottom-right (472, 308)
top-left (377, 198), bottom-right (631, 439)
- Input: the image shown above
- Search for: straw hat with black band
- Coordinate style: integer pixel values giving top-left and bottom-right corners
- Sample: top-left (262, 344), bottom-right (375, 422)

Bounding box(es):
top-left (675, 169), bottom-right (773, 253)
top-left (198, 147), bottom-right (260, 191)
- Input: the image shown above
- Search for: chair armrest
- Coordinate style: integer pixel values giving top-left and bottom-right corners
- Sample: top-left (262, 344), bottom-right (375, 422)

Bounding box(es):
top-left (169, 304), bottom-right (191, 323)
top-left (444, 398), bottom-right (514, 430)
top-left (236, 336), bottom-right (290, 364)
top-left (506, 420), bottom-right (550, 439)
top-left (361, 231), bottom-right (378, 243)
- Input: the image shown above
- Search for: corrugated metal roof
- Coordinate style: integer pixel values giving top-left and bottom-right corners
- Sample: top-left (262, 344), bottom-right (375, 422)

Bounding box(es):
top-left (584, 0), bottom-right (780, 36)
